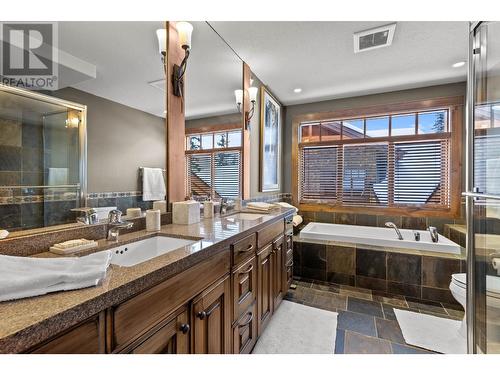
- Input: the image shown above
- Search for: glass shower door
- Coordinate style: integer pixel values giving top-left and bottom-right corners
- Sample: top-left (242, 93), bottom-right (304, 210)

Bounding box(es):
top-left (467, 21), bottom-right (500, 354)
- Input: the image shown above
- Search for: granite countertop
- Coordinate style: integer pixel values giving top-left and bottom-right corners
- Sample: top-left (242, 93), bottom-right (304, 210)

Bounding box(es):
top-left (0, 208), bottom-right (294, 353)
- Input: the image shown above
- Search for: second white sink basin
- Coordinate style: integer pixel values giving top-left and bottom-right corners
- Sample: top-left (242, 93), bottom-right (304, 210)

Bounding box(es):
top-left (226, 213), bottom-right (267, 221)
top-left (110, 236), bottom-right (195, 267)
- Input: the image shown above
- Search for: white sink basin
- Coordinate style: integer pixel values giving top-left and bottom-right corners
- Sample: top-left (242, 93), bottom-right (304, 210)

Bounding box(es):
top-left (110, 236), bottom-right (195, 267)
top-left (226, 213), bottom-right (267, 221)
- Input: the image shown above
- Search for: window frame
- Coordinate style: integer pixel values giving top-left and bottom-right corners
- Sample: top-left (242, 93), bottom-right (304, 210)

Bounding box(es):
top-left (185, 123), bottom-right (243, 199)
top-left (292, 96), bottom-right (464, 218)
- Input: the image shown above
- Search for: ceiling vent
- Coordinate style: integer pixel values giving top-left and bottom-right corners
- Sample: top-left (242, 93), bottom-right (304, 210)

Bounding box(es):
top-left (353, 23), bottom-right (396, 53)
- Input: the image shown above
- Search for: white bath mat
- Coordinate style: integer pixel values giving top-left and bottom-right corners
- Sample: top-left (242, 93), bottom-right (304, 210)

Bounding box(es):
top-left (394, 309), bottom-right (466, 354)
top-left (252, 300), bottom-right (338, 354)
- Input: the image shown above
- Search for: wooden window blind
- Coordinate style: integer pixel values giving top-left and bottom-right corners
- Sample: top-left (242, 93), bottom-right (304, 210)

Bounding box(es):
top-left (186, 129), bottom-right (243, 199)
top-left (296, 102), bottom-right (461, 214)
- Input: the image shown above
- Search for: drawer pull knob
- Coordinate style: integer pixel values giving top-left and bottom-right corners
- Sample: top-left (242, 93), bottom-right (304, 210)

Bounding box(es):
top-left (238, 312), bottom-right (254, 328)
top-left (241, 264), bottom-right (254, 274)
top-left (240, 243), bottom-right (254, 252)
top-left (180, 323), bottom-right (190, 334)
top-left (197, 311), bottom-right (207, 320)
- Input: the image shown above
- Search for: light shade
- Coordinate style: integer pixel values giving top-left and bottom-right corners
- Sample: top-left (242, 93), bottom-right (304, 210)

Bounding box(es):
top-left (234, 89), bottom-right (243, 105)
top-left (248, 87), bottom-right (258, 102)
top-left (156, 29), bottom-right (166, 55)
top-left (176, 21), bottom-right (193, 49)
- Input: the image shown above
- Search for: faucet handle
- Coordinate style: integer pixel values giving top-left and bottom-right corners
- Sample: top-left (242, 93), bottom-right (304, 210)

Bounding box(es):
top-left (108, 209), bottom-right (123, 224)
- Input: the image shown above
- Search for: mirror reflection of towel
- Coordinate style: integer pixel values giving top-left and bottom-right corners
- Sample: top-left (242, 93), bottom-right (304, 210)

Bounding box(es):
top-left (142, 167), bottom-right (166, 201)
top-left (47, 168), bottom-right (68, 186)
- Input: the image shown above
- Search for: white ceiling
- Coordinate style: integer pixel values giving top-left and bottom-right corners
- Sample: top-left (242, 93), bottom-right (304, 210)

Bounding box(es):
top-left (210, 21), bottom-right (469, 105)
top-left (57, 21), bottom-right (241, 119)
top-left (54, 21), bottom-right (470, 118)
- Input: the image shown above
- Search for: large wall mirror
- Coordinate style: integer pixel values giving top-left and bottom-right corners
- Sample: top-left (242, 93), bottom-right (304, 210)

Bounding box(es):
top-left (184, 22), bottom-right (243, 201)
top-left (0, 22), bottom-right (167, 235)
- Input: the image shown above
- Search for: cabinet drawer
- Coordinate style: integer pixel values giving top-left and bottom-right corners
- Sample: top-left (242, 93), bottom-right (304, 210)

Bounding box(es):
top-left (232, 301), bottom-right (257, 354)
top-left (232, 255), bottom-right (257, 323)
top-left (30, 313), bottom-right (104, 354)
top-left (231, 233), bottom-right (256, 266)
top-left (109, 250), bottom-right (229, 352)
top-left (257, 220), bottom-right (284, 248)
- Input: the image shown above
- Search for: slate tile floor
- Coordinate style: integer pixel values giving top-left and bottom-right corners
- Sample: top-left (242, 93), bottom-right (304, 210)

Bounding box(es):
top-left (285, 278), bottom-right (465, 354)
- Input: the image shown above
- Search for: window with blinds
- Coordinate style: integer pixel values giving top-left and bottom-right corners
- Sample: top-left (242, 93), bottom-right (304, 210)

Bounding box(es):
top-left (186, 129), bottom-right (242, 199)
top-left (298, 108), bottom-right (454, 211)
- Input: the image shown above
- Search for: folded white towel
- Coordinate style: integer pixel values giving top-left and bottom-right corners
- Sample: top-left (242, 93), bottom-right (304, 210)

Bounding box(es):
top-left (247, 202), bottom-right (276, 212)
top-left (142, 167), bottom-right (166, 201)
top-left (292, 215), bottom-right (303, 227)
top-left (0, 250), bottom-right (112, 302)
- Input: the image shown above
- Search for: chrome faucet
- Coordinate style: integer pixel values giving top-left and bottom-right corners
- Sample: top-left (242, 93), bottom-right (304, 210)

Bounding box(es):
top-left (428, 226), bottom-right (439, 243)
top-left (385, 222), bottom-right (403, 240)
top-left (107, 209), bottom-right (133, 242)
top-left (219, 198), bottom-right (235, 215)
top-left (71, 207), bottom-right (99, 225)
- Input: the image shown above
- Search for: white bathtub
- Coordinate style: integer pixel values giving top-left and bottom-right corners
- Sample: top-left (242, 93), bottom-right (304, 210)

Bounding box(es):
top-left (299, 222), bottom-right (461, 255)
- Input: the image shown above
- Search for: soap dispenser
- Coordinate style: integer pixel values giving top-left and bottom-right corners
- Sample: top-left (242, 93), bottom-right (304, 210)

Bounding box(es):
top-left (204, 195), bottom-right (214, 218)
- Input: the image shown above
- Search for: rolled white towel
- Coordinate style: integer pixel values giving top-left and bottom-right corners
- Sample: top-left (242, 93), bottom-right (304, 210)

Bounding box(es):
top-left (292, 215), bottom-right (303, 227)
top-left (0, 229), bottom-right (9, 239)
top-left (275, 202), bottom-right (298, 214)
top-left (0, 250), bottom-right (111, 302)
top-left (493, 258), bottom-right (500, 275)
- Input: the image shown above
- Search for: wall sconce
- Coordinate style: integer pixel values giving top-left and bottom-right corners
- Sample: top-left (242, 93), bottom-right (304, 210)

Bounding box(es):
top-left (65, 115), bottom-right (80, 129)
top-left (156, 22), bottom-right (193, 98)
top-left (234, 87), bottom-right (258, 130)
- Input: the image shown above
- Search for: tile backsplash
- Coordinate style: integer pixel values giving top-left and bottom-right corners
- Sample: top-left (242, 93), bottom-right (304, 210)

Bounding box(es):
top-left (86, 191), bottom-right (153, 212)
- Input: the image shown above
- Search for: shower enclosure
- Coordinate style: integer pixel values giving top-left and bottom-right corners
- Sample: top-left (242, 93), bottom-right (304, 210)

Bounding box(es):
top-left (466, 21), bottom-right (500, 353)
top-left (0, 85), bottom-right (86, 232)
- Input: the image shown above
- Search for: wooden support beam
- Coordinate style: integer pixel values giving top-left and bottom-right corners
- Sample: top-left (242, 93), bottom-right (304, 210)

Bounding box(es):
top-left (166, 21), bottom-right (187, 205)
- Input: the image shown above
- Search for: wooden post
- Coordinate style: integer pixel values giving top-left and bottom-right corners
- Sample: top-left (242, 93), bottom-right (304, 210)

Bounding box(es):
top-left (166, 21), bottom-right (187, 205)
top-left (242, 62), bottom-right (251, 199)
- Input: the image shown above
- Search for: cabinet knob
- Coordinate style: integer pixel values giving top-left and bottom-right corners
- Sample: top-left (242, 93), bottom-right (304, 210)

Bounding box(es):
top-left (180, 323), bottom-right (190, 334)
top-left (197, 311), bottom-right (207, 320)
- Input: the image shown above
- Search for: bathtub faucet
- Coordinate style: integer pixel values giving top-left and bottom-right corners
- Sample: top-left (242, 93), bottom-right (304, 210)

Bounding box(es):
top-left (428, 226), bottom-right (439, 243)
top-left (385, 222), bottom-right (403, 240)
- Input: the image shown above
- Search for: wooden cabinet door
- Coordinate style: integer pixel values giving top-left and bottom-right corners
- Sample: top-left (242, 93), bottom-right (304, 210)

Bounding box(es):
top-left (232, 255), bottom-right (257, 324)
top-left (232, 302), bottom-right (257, 354)
top-left (128, 308), bottom-right (190, 354)
top-left (272, 236), bottom-right (285, 310)
top-left (257, 243), bottom-right (273, 336)
top-left (192, 275), bottom-right (231, 354)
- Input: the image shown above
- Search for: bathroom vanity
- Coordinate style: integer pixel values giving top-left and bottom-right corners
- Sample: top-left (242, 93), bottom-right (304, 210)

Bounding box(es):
top-left (0, 208), bottom-right (294, 354)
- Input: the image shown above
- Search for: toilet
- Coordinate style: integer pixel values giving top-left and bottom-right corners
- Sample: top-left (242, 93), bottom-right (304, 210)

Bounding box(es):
top-left (450, 273), bottom-right (500, 339)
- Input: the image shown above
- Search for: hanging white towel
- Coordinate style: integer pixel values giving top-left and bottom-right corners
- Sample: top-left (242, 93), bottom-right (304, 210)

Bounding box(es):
top-left (0, 250), bottom-right (112, 302)
top-left (142, 167), bottom-right (166, 201)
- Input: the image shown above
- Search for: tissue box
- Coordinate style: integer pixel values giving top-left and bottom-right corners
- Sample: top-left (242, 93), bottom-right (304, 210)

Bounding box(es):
top-left (172, 200), bottom-right (200, 225)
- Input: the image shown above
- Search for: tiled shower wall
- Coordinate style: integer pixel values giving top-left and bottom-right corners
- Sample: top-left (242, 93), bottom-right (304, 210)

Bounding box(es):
top-left (0, 117), bottom-right (80, 230)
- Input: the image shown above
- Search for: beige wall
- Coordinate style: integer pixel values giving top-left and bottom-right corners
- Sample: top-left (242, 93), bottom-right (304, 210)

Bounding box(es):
top-left (52, 88), bottom-right (166, 193)
top-left (282, 82), bottom-right (467, 193)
